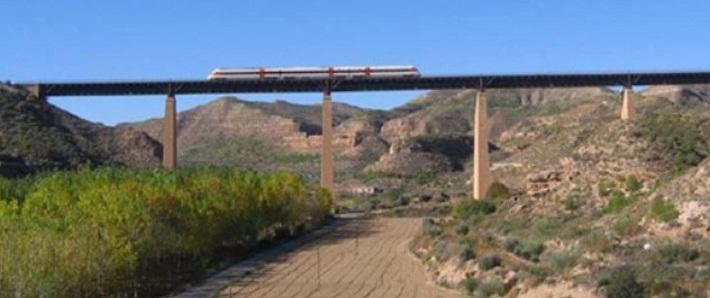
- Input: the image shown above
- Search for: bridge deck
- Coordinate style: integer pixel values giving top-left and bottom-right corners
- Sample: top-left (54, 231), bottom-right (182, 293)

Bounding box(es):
top-left (18, 71), bottom-right (710, 96)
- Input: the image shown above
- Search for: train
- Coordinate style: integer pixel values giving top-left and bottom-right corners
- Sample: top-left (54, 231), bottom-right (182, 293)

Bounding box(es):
top-left (207, 65), bottom-right (420, 80)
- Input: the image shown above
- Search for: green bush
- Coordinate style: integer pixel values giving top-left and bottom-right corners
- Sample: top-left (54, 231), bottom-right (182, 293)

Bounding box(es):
top-left (656, 244), bottom-right (699, 264)
top-left (613, 217), bottom-right (638, 236)
top-left (648, 196), bottom-right (679, 222)
top-left (503, 238), bottom-right (520, 252)
top-left (456, 223), bottom-right (470, 236)
top-left (503, 238), bottom-right (545, 262)
top-left (550, 251), bottom-right (578, 271)
top-left (0, 168), bottom-right (331, 297)
top-left (638, 114), bottom-right (710, 170)
top-left (460, 246), bottom-right (476, 262)
top-left (527, 265), bottom-right (553, 280)
top-left (434, 191), bottom-right (450, 202)
top-left (418, 194), bottom-right (432, 202)
top-left (580, 230), bottom-right (612, 253)
top-left (564, 195), bottom-right (578, 211)
top-left (475, 278), bottom-right (506, 297)
top-left (515, 242), bottom-right (545, 262)
top-left (607, 191), bottom-right (632, 214)
top-left (604, 266), bottom-right (645, 298)
top-left (423, 218), bottom-right (442, 237)
top-left (478, 255), bottom-right (501, 270)
top-left (453, 199), bottom-right (497, 223)
top-left (463, 277), bottom-right (479, 295)
top-left (487, 181), bottom-right (509, 200)
top-left (624, 175), bottom-right (642, 193)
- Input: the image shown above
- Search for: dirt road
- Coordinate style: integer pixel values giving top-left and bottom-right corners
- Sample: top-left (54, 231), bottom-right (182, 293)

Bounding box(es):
top-left (213, 217), bottom-right (464, 298)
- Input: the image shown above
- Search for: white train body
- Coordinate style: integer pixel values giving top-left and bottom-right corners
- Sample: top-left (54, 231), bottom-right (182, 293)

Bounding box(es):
top-left (207, 65), bottom-right (420, 80)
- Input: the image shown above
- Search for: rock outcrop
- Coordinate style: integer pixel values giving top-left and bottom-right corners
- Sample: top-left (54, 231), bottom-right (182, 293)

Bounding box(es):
top-left (642, 84), bottom-right (710, 106)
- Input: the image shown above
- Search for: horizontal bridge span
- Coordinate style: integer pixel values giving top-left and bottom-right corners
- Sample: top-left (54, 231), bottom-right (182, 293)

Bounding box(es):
top-left (22, 71), bottom-right (710, 96)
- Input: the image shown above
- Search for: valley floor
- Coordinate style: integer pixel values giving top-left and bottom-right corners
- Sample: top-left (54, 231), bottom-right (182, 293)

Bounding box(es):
top-left (180, 217), bottom-right (463, 298)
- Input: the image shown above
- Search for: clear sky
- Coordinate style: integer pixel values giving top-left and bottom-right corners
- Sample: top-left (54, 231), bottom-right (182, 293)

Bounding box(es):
top-left (2, 1), bottom-right (709, 125)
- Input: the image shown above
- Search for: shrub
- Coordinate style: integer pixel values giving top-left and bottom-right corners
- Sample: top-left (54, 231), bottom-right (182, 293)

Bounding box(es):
top-left (453, 199), bottom-right (497, 223)
top-left (580, 230), bottom-right (612, 253)
top-left (564, 195), bottom-right (578, 211)
top-left (422, 218), bottom-right (442, 237)
top-left (503, 238), bottom-right (520, 252)
top-left (476, 278), bottom-right (506, 297)
top-left (0, 168), bottom-right (331, 297)
top-left (598, 180), bottom-right (616, 197)
top-left (463, 277), bottom-right (479, 295)
top-left (455, 223), bottom-right (470, 236)
top-left (696, 266), bottom-right (710, 281)
top-left (606, 191), bottom-right (632, 214)
top-left (514, 241), bottom-right (545, 262)
top-left (624, 175), bottom-right (642, 193)
top-left (550, 251), bottom-right (578, 271)
top-left (531, 217), bottom-right (564, 240)
top-left (433, 240), bottom-right (455, 262)
top-left (648, 196), bottom-right (679, 222)
top-left (613, 217), bottom-right (638, 236)
top-left (460, 246), bottom-right (476, 261)
top-left (527, 265), bottom-right (553, 280)
top-left (605, 266), bottom-right (645, 298)
top-left (478, 255), bottom-right (501, 270)
top-left (435, 191), bottom-right (450, 202)
top-left (418, 194), bottom-right (432, 202)
top-left (656, 244), bottom-right (699, 264)
top-left (397, 196), bottom-right (410, 206)
top-left (487, 181), bottom-right (509, 200)
top-left (638, 114), bottom-right (710, 170)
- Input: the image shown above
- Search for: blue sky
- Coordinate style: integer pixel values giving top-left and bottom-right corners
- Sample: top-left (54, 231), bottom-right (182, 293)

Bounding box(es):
top-left (2, 1), bottom-right (709, 125)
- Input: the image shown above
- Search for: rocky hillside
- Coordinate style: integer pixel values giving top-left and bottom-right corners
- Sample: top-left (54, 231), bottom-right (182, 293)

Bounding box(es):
top-left (0, 84), bottom-right (161, 176)
top-left (407, 89), bottom-right (710, 297)
top-left (642, 84), bottom-right (710, 106)
top-left (121, 96), bottom-right (390, 180)
top-left (121, 96), bottom-right (368, 150)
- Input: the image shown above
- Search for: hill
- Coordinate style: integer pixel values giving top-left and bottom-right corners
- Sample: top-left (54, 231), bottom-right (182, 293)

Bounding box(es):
top-left (406, 87), bottom-right (710, 297)
top-left (121, 96), bottom-right (390, 181)
top-left (0, 84), bottom-right (161, 175)
top-left (642, 84), bottom-right (710, 106)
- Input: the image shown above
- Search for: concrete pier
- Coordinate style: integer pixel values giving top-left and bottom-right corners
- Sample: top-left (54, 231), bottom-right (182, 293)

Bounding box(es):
top-left (320, 90), bottom-right (334, 193)
top-left (163, 91), bottom-right (177, 169)
top-left (621, 85), bottom-right (635, 121)
top-left (472, 89), bottom-right (491, 199)
top-left (26, 85), bottom-right (46, 101)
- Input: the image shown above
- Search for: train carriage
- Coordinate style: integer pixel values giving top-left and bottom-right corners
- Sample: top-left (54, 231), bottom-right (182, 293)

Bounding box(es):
top-left (207, 65), bottom-right (420, 80)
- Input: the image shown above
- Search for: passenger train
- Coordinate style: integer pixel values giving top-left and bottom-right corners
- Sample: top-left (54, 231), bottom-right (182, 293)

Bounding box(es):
top-left (207, 65), bottom-right (420, 80)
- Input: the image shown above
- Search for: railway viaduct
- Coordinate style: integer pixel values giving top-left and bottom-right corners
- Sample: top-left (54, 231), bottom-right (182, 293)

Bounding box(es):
top-left (19, 71), bottom-right (710, 199)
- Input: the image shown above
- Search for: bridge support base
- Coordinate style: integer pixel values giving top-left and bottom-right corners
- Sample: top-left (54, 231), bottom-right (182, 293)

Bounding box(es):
top-left (26, 85), bottom-right (47, 101)
top-left (472, 89), bottom-right (491, 200)
top-left (163, 91), bottom-right (177, 169)
top-left (320, 90), bottom-right (334, 194)
top-left (621, 85), bottom-right (635, 121)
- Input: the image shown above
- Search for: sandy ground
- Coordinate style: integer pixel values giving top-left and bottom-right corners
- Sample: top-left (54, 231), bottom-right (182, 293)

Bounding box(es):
top-left (213, 217), bottom-right (464, 298)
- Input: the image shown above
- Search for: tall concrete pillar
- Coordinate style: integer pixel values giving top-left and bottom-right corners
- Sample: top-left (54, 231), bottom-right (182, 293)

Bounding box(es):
top-left (163, 91), bottom-right (177, 169)
top-left (320, 90), bottom-right (334, 193)
top-left (621, 85), bottom-right (635, 121)
top-left (472, 89), bottom-right (491, 199)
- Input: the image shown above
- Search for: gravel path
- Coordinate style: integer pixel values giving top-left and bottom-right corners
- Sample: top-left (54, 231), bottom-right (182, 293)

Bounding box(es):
top-left (179, 217), bottom-right (463, 298)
